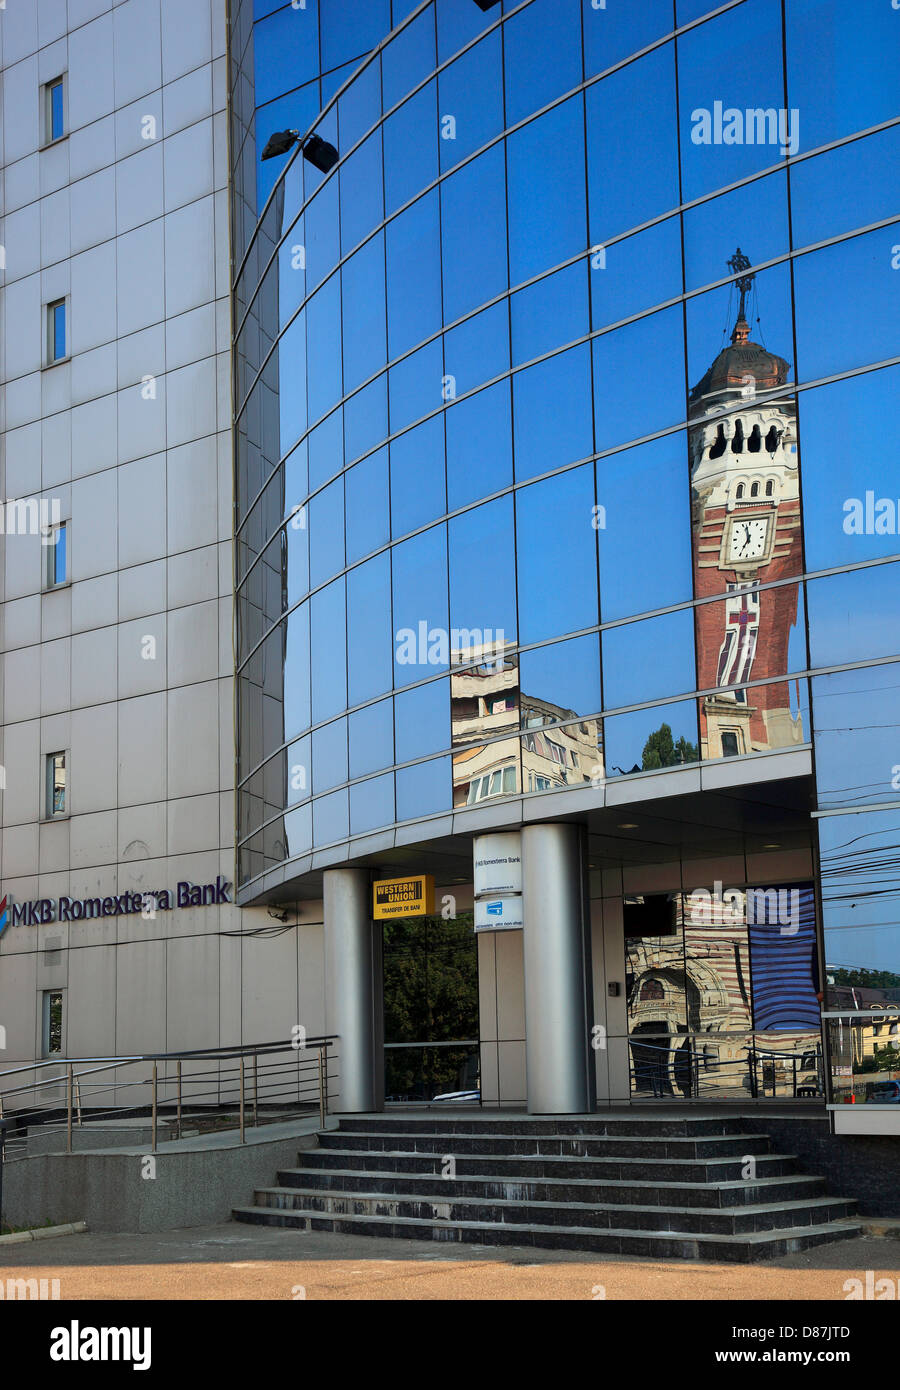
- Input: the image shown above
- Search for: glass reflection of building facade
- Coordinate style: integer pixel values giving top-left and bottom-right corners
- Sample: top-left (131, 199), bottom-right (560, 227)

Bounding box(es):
top-left (230, 0), bottom-right (900, 1143)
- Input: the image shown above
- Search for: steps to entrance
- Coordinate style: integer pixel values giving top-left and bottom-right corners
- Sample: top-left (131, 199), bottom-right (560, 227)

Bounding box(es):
top-left (232, 1114), bottom-right (862, 1262)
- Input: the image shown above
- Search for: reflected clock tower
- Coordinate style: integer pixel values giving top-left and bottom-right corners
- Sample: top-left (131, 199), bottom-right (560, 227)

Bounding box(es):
top-left (689, 250), bottom-right (805, 759)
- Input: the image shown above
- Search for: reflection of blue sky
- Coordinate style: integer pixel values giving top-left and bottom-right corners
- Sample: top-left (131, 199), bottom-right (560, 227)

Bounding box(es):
top-left (603, 609), bottom-right (696, 710)
top-left (794, 229), bottom-right (897, 384)
top-left (801, 367), bottom-right (900, 571)
top-left (813, 664), bottom-right (900, 811)
top-left (597, 435), bottom-right (692, 621)
top-left (820, 809), bottom-right (900, 975)
top-left (807, 563), bottom-right (900, 670)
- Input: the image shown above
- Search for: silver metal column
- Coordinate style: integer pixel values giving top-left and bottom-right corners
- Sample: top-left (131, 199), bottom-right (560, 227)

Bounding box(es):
top-left (323, 868), bottom-right (381, 1112)
top-left (522, 823), bottom-right (594, 1114)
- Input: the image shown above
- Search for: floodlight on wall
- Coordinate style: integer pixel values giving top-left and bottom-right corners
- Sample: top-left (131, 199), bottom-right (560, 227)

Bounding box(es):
top-left (260, 129), bottom-right (339, 173)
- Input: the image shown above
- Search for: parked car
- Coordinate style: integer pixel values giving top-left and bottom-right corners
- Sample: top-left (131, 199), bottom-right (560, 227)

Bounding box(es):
top-left (866, 1080), bottom-right (900, 1103)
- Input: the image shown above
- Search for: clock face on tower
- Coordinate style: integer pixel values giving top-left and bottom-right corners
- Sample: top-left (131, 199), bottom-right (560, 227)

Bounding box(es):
top-left (727, 515), bottom-right (770, 564)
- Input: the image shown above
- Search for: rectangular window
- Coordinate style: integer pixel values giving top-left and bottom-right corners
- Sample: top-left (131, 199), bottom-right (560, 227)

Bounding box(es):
top-left (45, 519), bottom-right (67, 588)
top-left (45, 751), bottom-right (66, 817)
top-left (47, 299), bottom-right (67, 362)
top-left (42, 991), bottom-right (63, 1057)
top-left (44, 76), bottom-right (65, 143)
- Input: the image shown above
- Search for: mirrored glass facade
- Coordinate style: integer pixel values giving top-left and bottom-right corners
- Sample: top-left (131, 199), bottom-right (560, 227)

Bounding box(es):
top-left (231, 0), bottom-right (900, 1095)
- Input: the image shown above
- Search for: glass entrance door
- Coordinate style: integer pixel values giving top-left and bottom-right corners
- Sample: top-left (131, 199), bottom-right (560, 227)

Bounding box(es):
top-left (382, 911), bottom-right (480, 1104)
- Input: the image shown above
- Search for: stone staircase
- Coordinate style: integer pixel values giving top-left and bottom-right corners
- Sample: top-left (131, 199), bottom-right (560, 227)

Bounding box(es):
top-left (232, 1113), bottom-right (862, 1262)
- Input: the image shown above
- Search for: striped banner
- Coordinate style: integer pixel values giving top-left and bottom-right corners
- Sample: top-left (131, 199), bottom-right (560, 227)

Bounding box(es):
top-left (748, 883), bottom-right (820, 1030)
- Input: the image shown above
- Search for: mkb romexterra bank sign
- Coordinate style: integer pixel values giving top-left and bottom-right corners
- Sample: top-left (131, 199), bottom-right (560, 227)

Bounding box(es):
top-left (6, 878), bottom-right (231, 928)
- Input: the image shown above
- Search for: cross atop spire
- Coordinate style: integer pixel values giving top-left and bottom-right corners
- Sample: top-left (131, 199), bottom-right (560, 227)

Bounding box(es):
top-left (727, 247), bottom-right (755, 341)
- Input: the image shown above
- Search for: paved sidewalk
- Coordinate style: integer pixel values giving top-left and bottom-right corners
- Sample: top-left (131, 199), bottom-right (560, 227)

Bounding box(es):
top-left (0, 1224), bottom-right (897, 1300)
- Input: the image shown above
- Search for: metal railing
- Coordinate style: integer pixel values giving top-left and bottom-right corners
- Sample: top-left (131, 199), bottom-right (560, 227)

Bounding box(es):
top-left (0, 1036), bottom-right (338, 1158)
top-left (628, 1039), bottom-right (824, 1100)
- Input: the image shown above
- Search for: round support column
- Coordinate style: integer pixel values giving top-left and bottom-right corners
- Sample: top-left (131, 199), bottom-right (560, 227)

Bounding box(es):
top-left (323, 868), bottom-right (381, 1113)
top-left (522, 823), bottom-right (594, 1114)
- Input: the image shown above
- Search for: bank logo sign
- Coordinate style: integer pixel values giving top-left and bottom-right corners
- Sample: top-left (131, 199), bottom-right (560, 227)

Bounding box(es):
top-left (2, 878), bottom-right (231, 928)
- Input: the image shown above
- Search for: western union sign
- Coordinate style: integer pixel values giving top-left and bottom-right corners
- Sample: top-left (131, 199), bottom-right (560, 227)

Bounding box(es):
top-left (373, 875), bottom-right (435, 920)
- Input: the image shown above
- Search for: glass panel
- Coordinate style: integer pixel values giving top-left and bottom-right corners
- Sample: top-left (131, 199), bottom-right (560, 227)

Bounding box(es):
top-left (441, 144), bottom-right (508, 325)
top-left (344, 375), bottom-right (388, 464)
top-left (438, 29), bottom-right (503, 171)
top-left (350, 697), bottom-right (394, 779)
top-left (686, 260), bottom-right (794, 415)
top-left (515, 464), bottom-right (598, 645)
top-left (794, 229), bottom-right (898, 383)
top-left (683, 170), bottom-right (789, 293)
top-left (305, 273), bottom-right (343, 430)
top-left (388, 338), bottom-right (443, 433)
top-left (586, 43), bottom-right (679, 244)
top-left (437, 0), bottom-right (498, 64)
top-left (583, 0), bottom-right (675, 78)
top-left (386, 190), bottom-right (442, 359)
top-left (820, 809), bottom-right (900, 1015)
top-left (395, 679), bottom-right (450, 764)
top-left (284, 602), bottom-right (311, 741)
top-left (590, 216), bottom-right (682, 332)
top-left (253, 7), bottom-right (321, 105)
top-left (320, 1), bottom-right (389, 72)
top-left (390, 415), bottom-right (446, 537)
top-left (350, 772), bottom-right (395, 836)
top-left (602, 608), bottom-right (696, 710)
top-left (308, 477), bottom-right (344, 590)
top-left (677, 0), bottom-right (788, 204)
top-left (701, 677), bottom-right (809, 761)
top-left (310, 576), bottom-right (347, 721)
top-left (503, 0), bottom-right (582, 128)
top-left (604, 698), bottom-right (700, 775)
top-left (449, 496), bottom-right (517, 646)
top-left (513, 343), bottom-right (593, 483)
top-left (313, 788), bottom-right (349, 845)
top-left (443, 300), bottom-right (509, 397)
top-left (511, 260), bottom-right (589, 368)
top-left (337, 51), bottom-right (381, 150)
top-left (520, 635), bottom-right (602, 728)
top-left (347, 552), bottom-right (393, 706)
top-left (812, 664), bottom-right (900, 812)
top-left (339, 129), bottom-right (384, 258)
top-left (786, 0), bottom-right (900, 150)
top-left (826, 1013), bottom-right (900, 1107)
top-left (307, 407), bottom-right (344, 493)
top-left (799, 367), bottom-right (900, 572)
top-left (593, 306), bottom-right (685, 453)
top-left (345, 446), bottom-right (389, 565)
top-left (790, 126), bottom-right (900, 251)
top-left (304, 170), bottom-right (340, 294)
top-left (396, 754), bottom-right (452, 820)
top-left (312, 717), bottom-right (348, 795)
top-left (392, 523), bottom-right (449, 689)
top-left (381, 5), bottom-right (435, 111)
top-left (446, 381), bottom-right (512, 511)
top-left (597, 434), bottom-right (693, 622)
top-left (50, 80), bottom-right (65, 140)
top-left (507, 95), bottom-right (586, 286)
top-left (807, 562), bottom-right (900, 669)
top-left (383, 81), bottom-right (438, 217)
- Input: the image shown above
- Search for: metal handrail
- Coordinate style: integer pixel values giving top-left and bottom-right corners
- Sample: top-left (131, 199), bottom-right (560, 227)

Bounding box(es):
top-left (0, 1036), bottom-right (338, 1156)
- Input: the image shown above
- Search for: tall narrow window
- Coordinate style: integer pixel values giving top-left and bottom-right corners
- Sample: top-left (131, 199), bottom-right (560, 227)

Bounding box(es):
top-left (44, 76), bottom-right (65, 143)
top-left (47, 299), bottom-right (67, 362)
top-left (42, 991), bottom-right (63, 1057)
top-left (45, 519), bottom-right (67, 588)
top-left (45, 751), bottom-right (66, 817)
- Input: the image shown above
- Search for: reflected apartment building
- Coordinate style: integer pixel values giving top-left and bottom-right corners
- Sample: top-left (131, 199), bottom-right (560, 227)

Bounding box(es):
top-left (1, 0), bottom-right (899, 1205)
